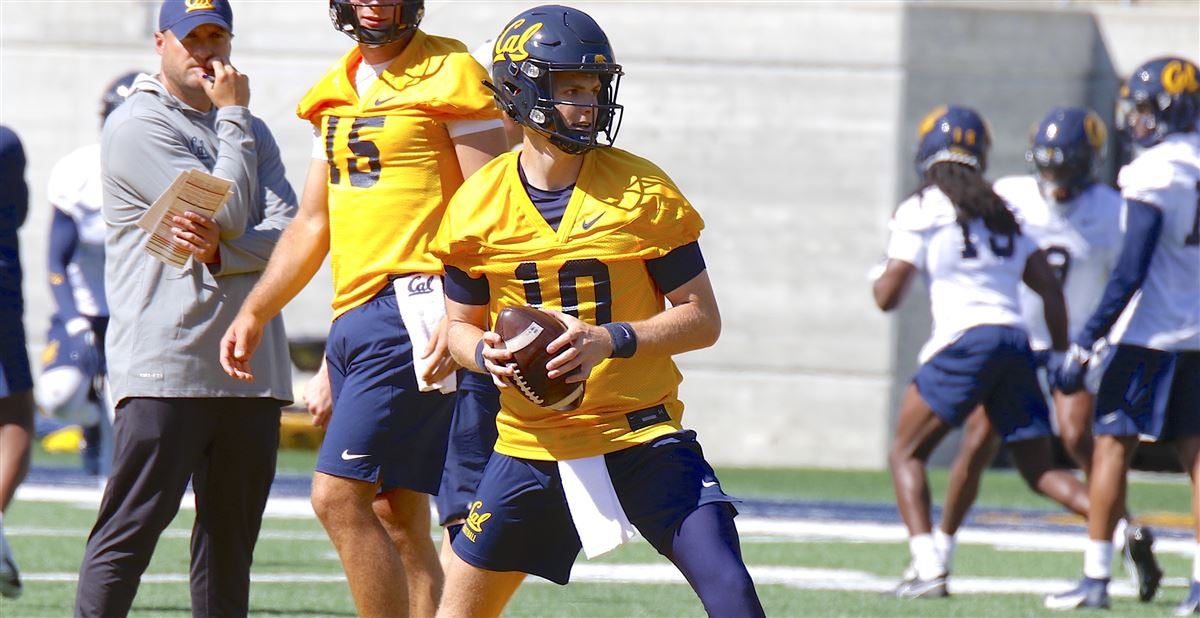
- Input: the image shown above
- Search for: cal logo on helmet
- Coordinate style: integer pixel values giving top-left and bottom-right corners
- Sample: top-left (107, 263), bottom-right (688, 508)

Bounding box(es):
top-left (1162, 59), bottom-right (1200, 95)
top-left (1083, 112), bottom-right (1106, 149)
top-left (185, 0), bottom-right (215, 13)
top-left (493, 18), bottom-right (543, 63)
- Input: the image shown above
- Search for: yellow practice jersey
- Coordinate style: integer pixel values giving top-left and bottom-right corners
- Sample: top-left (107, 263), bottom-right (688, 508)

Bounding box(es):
top-left (297, 31), bottom-right (501, 318)
top-left (432, 148), bottom-right (706, 461)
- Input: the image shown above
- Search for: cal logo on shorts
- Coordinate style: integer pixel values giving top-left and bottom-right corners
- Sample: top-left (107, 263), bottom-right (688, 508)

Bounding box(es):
top-left (463, 500), bottom-right (492, 542)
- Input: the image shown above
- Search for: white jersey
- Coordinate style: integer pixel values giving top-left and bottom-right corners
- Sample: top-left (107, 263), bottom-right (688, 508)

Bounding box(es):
top-left (887, 186), bottom-right (1039, 363)
top-left (994, 176), bottom-right (1124, 351)
top-left (1115, 132), bottom-right (1200, 351)
top-left (46, 143), bottom-right (107, 317)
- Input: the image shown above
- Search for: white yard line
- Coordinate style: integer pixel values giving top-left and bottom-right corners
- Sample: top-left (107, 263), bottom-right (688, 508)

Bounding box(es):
top-left (15, 566), bottom-right (1190, 597)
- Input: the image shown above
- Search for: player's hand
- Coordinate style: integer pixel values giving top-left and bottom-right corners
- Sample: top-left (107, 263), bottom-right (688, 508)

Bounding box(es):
top-left (203, 58), bottom-right (250, 108)
top-left (1054, 343), bottom-right (1091, 395)
top-left (171, 211), bottom-right (221, 264)
top-left (220, 311), bottom-right (264, 381)
top-left (305, 358), bottom-right (333, 429)
top-left (542, 309), bottom-right (608, 384)
top-left (479, 330), bottom-right (514, 389)
top-left (420, 316), bottom-right (460, 386)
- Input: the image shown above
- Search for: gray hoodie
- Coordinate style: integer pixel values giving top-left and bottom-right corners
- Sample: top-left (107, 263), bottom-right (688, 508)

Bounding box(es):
top-left (102, 73), bottom-right (296, 405)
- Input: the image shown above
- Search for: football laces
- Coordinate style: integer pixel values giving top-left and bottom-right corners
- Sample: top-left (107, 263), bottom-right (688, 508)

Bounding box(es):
top-left (508, 363), bottom-right (544, 405)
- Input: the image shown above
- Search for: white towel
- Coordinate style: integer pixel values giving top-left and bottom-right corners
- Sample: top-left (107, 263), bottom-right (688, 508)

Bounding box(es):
top-left (558, 456), bottom-right (637, 559)
top-left (394, 275), bottom-right (456, 394)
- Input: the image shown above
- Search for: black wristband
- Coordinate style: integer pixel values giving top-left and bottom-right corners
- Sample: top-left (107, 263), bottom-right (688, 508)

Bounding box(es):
top-left (603, 322), bottom-right (637, 358)
top-left (474, 339), bottom-right (487, 373)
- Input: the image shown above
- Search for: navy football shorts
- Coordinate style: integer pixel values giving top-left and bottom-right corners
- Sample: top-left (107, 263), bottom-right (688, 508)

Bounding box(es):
top-left (1094, 346), bottom-right (1200, 441)
top-left (0, 307), bottom-right (31, 397)
top-left (42, 315), bottom-right (109, 373)
top-left (450, 429), bottom-right (738, 585)
top-left (317, 284), bottom-right (453, 494)
top-left (435, 370), bottom-right (500, 525)
top-left (914, 324), bottom-right (1051, 443)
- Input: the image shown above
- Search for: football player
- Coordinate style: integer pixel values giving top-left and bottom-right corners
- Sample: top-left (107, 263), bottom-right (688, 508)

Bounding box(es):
top-left (219, 1), bottom-right (508, 615)
top-left (430, 6), bottom-right (764, 616)
top-left (0, 125), bottom-right (32, 600)
top-left (35, 72), bottom-right (141, 480)
top-left (874, 105), bottom-right (1093, 598)
top-left (1046, 56), bottom-right (1200, 612)
top-left (936, 107), bottom-right (1160, 597)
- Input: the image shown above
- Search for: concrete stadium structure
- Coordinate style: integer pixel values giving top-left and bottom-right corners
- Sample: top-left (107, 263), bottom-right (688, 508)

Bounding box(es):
top-left (1, 0), bottom-right (1196, 467)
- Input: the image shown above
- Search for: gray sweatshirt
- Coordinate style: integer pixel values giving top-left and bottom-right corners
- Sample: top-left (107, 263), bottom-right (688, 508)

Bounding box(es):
top-left (102, 74), bottom-right (296, 405)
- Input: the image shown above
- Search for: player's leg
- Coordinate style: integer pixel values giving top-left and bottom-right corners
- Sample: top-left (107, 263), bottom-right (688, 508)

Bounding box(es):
top-left (188, 398), bottom-right (280, 617)
top-left (888, 382), bottom-right (954, 595)
top-left (312, 472), bottom-right (410, 614)
top-left (1174, 434), bottom-right (1200, 614)
top-left (661, 503), bottom-right (764, 617)
top-left (889, 385), bottom-right (952, 538)
top-left (314, 289), bottom-right (454, 616)
top-left (1167, 352), bottom-right (1200, 614)
top-left (75, 398), bottom-right (212, 617)
top-left (938, 405), bottom-right (999, 570)
top-left (441, 453), bottom-right (580, 617)
top-left (0, 391), bottom-right (33, 515)
top-left (435, 372), bottom-right (499, 572)
top-left (1046, 345), bottom-right (1173, 609)
top-left (613, 431), bottom-right (763, 616)
top-left (437, 550), bottom-right (525, 618)
top-left (0, 390), bottom-right (34, 600)
top-left (374, 488), bottom-right (442, 617)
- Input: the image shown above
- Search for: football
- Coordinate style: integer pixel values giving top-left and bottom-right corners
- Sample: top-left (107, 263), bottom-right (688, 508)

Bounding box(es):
top-left (493, 306), bottom-right (586, 411)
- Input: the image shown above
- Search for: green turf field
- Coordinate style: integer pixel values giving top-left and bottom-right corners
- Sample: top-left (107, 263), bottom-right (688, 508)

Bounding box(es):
top-left (2, 448), bottom-right (1194, 617)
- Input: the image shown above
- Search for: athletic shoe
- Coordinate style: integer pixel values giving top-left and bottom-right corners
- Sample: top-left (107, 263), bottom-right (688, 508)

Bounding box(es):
top-left (1044, 577), bottom-right (1110, 610)
top-left (1123, 525), bottom-right (1163, 602)
top-left (1175, 580), bottom-right (1200, 616)
top-left (892, 572), bottom-right (949, 599)
top-left (0, 536), bottom-right (21, 599)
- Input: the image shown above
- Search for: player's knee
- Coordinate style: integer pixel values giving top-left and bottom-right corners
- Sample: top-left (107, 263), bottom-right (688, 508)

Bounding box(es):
top-left (696, 569), bottom-right (762, 617)
top-left (34, 366), bottom-right (99, 425)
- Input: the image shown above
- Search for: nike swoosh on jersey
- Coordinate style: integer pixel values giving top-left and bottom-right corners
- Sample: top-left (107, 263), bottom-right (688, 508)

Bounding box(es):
top-left (341, 449), bottom-right (370, 461)
top-left (701, 479), bottom-right (718, 488)
top-left (374, 95), bottom-right (397, 106)
top-left (581, 212), bottom-right (604, 230)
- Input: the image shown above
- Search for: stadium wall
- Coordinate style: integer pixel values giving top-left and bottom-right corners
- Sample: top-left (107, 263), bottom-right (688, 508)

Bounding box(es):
top-left (0, 1), bottom-right (1195, 468)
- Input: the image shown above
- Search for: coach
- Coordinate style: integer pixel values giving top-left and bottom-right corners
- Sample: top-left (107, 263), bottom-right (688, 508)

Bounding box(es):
top-left (74, 0), bottom-right (297, 616)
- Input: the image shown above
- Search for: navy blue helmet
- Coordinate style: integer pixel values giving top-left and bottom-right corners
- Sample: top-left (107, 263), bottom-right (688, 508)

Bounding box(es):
top-left (1117, 56), bottom-right (1200, 148)
top-left (488, 5), bottom-right (623, 154)
top-left (1026, 107), bottom-right (1107, 204)
top-left (101, 71), bottom-right (141, 122)
top-left (329, 0), bottom-right (423, 47)
top-left (914, 105), bottom-right (991, 176)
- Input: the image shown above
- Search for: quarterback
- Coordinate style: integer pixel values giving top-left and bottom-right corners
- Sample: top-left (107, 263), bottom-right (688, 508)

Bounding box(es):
top-left (431, 5), bottom-right (763, 617)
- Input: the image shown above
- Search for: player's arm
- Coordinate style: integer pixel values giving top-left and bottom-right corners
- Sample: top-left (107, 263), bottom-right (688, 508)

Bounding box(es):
top-left (444, 266), bottom-right (514, 388)
top-left (1023, 249), bottom-right (1068, 352)
top-left (545, 242), bottom-right (721, 382)
top-left (1075, 199), bottom-right (1163, 347)
top-left (873, 206), bottom-right (924, 311)
top-left (872, 260), bottom-right (917, 312)
top-left (220, 158), bottom-right (330, 380)
top-left (452, 126), bottom-right (509, 179)
top-left (47, 209), bottom-right (82, 321)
